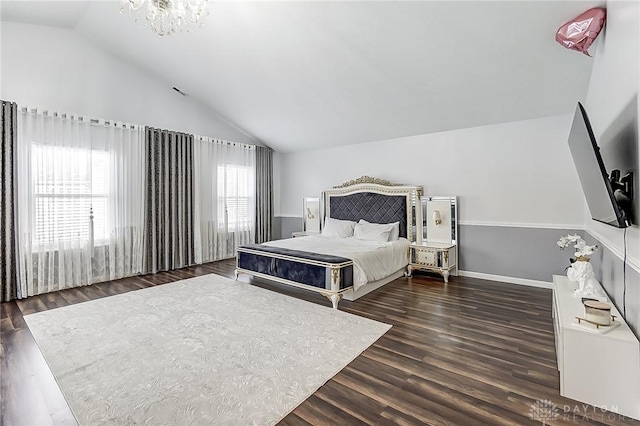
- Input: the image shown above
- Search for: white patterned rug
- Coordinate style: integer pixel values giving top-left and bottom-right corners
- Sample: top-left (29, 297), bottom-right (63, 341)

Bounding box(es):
top-left (25, 274), bottom-right (390, 425)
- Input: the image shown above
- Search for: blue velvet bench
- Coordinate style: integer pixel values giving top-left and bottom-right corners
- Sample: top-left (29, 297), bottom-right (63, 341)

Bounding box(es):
top-left (235, 244), bottom-right (354, 309)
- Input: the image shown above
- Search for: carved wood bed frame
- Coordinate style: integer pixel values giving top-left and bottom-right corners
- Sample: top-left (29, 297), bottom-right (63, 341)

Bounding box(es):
top-left (235, 176), bottom-right (422, 309)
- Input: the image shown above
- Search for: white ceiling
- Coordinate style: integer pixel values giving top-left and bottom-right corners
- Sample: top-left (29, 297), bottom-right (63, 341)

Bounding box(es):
top-left (1, 0), bottom-right (89, 28)
top-left (2, 0), bottom-right (600, 152)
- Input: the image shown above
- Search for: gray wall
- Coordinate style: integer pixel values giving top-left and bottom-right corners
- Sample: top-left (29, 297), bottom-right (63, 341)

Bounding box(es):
top-left (459, 225), bottom-right (583, 282)
top-left (274, 216), bottom-right (303, 240)
top-left (273, 217), bottom-right (282, 242)
top-left (587, 233), bottom-right (639, 338)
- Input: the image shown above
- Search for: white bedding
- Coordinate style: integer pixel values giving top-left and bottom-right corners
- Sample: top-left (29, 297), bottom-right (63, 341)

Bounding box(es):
top-left (263, 235), bottom-right (409, 290)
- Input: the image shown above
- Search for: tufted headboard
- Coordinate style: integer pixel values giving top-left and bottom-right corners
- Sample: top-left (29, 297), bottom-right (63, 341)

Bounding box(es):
top-left (322, 176), bottom-right (422, 240)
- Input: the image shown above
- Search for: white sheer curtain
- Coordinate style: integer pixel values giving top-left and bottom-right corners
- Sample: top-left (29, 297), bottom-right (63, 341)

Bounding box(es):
top-left (16, 108), bottom-right (145, 297)
top-left (194, 136), bottom-right (256, 263)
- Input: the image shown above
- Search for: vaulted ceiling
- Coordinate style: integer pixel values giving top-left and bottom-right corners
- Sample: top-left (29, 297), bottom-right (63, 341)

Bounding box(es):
top-left (2, 0), bottom-right (600, 152)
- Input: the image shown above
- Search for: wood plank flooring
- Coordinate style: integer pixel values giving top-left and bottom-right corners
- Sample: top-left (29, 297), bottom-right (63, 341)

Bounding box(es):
top-left (1, 260), bottom-right (638, 426)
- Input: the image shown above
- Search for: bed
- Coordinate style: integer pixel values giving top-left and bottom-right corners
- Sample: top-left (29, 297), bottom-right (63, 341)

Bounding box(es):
top-left (235, 176), bottom-right (423, 309)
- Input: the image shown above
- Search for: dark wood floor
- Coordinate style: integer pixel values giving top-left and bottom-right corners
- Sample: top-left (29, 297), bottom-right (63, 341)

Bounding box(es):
top-left (2, 260), bottom-right (638, 426)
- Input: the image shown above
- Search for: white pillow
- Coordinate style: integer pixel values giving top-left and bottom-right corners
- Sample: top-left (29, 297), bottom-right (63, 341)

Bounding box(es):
top-left (322, 217), bottom-right (356, 238)
top-left (353, 221), bottom-right (394, 242)
top-left (359, 219), bottom-right (400, 241)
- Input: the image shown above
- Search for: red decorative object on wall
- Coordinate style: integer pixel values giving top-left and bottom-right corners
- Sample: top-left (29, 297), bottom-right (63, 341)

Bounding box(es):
top-left (556, 8), bottom-right (606, 56)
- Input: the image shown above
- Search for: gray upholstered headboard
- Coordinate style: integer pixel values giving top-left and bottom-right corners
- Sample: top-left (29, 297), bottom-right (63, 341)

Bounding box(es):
top-left (329, 193), bottom-right (408, 238)
top-left (322, 176), bottom-right (422, 240)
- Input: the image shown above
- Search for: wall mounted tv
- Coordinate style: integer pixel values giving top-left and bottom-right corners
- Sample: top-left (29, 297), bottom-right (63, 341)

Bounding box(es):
top-left (568, 102), bottom-right (634, 228)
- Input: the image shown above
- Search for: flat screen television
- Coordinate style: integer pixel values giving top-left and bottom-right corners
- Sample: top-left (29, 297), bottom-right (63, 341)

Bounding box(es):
top-left (568, 102), bottom-right (632, 228)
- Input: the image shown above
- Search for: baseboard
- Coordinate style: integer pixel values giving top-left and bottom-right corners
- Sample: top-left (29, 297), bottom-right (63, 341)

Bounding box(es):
top-left (458, 270), bottom-right (553, 289)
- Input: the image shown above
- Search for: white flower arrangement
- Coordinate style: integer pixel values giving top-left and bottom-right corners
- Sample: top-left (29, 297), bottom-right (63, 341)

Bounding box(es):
top-left (557, 234), bottom-right (598, 260)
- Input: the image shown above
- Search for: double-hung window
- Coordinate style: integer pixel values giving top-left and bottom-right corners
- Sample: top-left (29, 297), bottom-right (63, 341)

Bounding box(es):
top-left (32, 144), bottom-right (109, 247)
top-left (217, 164), bottom-right (253, 231)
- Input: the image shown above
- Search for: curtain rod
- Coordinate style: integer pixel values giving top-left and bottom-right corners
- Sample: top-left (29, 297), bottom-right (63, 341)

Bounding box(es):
top-left (195, 134), bottom-right (257, 150)
top-left (19, 106), bottom-right (140, 130)
top-left (18, 105), bottom-right (262, 149)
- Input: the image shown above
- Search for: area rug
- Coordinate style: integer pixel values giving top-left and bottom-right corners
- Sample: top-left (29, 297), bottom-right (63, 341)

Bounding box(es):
top-left (25, 274), bottom-right (390, 425)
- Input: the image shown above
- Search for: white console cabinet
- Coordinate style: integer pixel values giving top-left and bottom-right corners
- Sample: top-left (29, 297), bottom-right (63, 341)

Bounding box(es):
top-left (552, 275), bottom-right (640, 420)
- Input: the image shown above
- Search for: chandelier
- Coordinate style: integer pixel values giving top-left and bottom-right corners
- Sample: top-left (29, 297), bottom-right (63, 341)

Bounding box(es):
top-left (120, 0), bottom-right (209, 37)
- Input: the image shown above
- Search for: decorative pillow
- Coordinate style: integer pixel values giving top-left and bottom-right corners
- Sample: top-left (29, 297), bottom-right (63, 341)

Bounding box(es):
top-left (322, 217), bottom-right (356, 238)
top-left (353, 221), bottom-right (394, 243)
top-left (359, 219), bottom-right (400, 241)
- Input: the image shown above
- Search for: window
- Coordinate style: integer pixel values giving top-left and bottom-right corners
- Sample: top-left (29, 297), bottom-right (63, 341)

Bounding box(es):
top-left (32, 145), bottom-right (109, 245)
top-left (217, 165), bottom-right (253, 231)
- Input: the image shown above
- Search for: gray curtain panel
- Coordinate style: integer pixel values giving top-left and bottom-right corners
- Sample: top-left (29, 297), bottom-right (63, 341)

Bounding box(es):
top-left (1, 101), bottom-right (18, 302)
top-left (255, 146), bottom-right (274, 243)
top-left (144, 127), bottom-right (195, 273)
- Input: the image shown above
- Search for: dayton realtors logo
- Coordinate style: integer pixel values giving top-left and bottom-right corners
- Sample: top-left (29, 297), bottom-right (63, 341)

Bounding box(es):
top-left (529, 399), bottom-right (630, 423)
top-left (529, 399), bottom-right (560, 425)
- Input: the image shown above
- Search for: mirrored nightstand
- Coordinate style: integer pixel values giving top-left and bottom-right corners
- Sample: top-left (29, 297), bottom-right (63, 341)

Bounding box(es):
top-left (407, 241), bottom-right (457, 283)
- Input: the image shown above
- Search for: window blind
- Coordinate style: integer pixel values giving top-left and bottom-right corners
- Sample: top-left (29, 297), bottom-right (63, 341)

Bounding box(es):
top-left (217, 165), bottom-right (252, 230)
top-left (32, 144), bottom-right (109, 245)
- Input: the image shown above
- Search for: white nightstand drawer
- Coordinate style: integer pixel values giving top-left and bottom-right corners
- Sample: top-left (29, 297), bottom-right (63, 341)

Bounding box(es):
top-left (417, 249), bottom-right (437, 266)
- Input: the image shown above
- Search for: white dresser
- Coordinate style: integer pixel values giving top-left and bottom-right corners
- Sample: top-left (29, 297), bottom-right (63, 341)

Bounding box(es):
top-left (552, 275), bottom-right (640, 420)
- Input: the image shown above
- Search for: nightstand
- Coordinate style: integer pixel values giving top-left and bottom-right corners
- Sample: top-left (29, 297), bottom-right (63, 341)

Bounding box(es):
top-left (407, 242), bottom-right (457, 283)
top-left (292, 231), bottom-right (319, 238)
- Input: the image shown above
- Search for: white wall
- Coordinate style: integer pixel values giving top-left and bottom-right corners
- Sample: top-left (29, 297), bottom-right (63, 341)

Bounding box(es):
top-left (584, 0), bottom-right (639, 270)
top-left (279, 114), bottom-right (585, 228)
top-left (0, 22), bottom-right (258, 144)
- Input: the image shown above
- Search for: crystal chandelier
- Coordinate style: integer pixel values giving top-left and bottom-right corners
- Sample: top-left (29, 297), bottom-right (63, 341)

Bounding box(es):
top-left (120, 0), bottom-right (209, 37)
